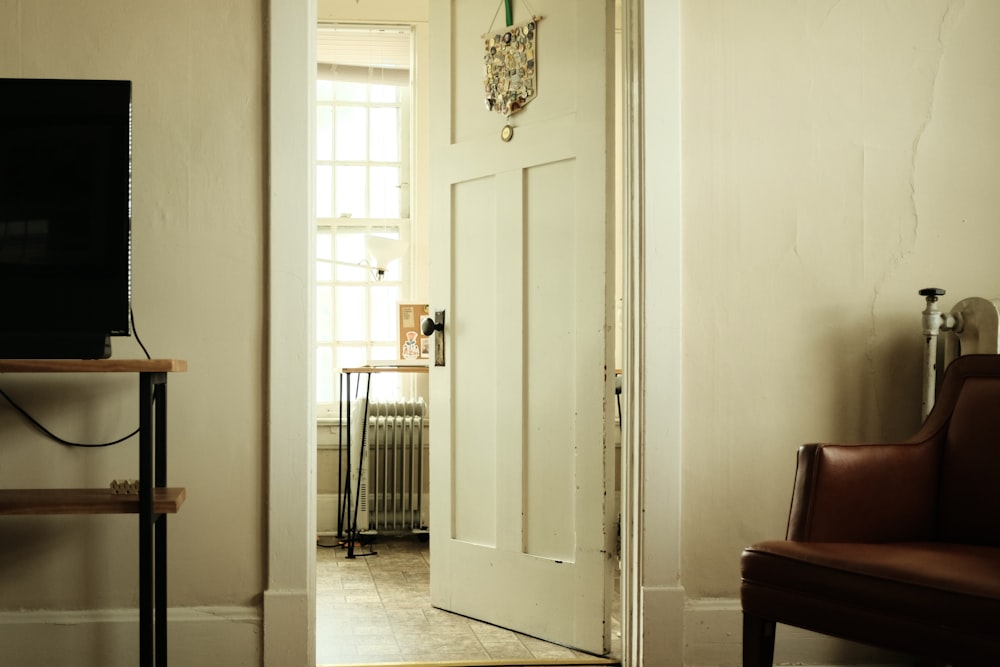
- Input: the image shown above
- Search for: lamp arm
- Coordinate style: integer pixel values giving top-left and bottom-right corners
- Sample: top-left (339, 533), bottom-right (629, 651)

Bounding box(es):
top-left (330, 259), bottom-right (387, 282)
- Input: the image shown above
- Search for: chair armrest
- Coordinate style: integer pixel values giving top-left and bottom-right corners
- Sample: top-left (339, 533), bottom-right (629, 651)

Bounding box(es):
top-left (786, 441), bottom-right (940, 542)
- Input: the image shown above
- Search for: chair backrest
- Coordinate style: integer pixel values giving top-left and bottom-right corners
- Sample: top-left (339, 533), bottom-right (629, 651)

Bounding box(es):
top-left (914, 354), bottom-right (1000, 545)
top-left (936, 372), bottom-right (1000, 544)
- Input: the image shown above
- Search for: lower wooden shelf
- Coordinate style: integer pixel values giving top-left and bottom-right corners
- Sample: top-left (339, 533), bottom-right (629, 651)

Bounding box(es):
top-left (0, 488), bottom-right (186, 515)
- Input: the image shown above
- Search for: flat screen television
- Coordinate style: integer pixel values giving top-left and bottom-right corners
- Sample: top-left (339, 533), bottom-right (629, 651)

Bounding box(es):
top-left (0, 78), bottom-right (132, 359)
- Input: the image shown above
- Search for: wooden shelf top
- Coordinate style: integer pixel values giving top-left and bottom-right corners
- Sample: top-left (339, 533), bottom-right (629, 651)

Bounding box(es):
top-left (0, 359), bottom-right (187, 373)
top-left (0, 488), bottom-right (186, 515)
top-left (342, 364), bottom-right (429, 374)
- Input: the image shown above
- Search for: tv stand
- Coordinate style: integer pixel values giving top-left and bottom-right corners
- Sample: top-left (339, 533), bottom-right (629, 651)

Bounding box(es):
top-left (0, 359), bottom-right (187, 667)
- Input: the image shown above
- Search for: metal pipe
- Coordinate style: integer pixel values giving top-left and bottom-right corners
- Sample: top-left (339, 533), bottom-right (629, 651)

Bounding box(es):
top-left (919, 288), bottom-right (955, 421)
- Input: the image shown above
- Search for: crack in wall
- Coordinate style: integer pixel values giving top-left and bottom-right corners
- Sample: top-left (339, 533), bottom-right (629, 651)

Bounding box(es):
top-left (910, 1), bottom-right (966, 238)
top-left (862, 2), bottom-right (966, 436)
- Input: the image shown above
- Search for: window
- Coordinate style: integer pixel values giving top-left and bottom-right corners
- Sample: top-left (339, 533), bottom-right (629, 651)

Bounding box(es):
top-left (316, 26), bottom-right (413, 410)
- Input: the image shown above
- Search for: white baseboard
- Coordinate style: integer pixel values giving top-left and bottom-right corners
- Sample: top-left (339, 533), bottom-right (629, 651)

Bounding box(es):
top-left (683, 598), bottom-right (911, 666)
top-left (0, 605), bottom-right (260, 667)
top-left (316, 492), bottom-right (340, 535)
top-left (639, 584), bottom-right (686, 665)
top-left (263, 589), bottom-right (312, 667)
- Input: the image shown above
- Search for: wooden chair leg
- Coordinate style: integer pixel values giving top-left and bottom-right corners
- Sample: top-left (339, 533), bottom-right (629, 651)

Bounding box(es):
top-left (742, 612), bottom-right (776, 667)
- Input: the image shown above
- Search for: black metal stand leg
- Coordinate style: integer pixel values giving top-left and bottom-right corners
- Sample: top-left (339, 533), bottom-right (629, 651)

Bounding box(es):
top-left (155, 377), bottom-right (168, 666)
top-left (139, 372), bottom-right (169, 666)
top-left (336, 373), bottom-right (345, 538)
top-left (139, 373), bottom-right (154, 667)
top-left (156, 515), bottom-right (167, 665)
top-left (344, 372), bottom-right (354, 558)
top-left (346, 373), bottom-right (373, 559)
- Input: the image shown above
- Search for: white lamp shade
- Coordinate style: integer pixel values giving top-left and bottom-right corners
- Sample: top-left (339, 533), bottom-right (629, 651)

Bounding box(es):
top-left (366, 236), bottom-right (408, 272)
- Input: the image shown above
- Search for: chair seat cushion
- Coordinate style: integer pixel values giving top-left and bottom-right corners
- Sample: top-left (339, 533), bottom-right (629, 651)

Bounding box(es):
top-left (741, 541), bottom-right (1000, 659)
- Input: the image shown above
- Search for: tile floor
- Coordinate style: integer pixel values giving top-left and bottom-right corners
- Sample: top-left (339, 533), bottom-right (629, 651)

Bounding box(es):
top-left (316, 534), bottom-right (621, 665)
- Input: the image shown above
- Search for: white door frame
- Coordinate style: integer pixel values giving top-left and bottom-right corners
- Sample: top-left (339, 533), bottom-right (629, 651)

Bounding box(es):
top-left (620, 1), bottom-right (685, 665)
top-left (263, 1), bottom-right (684, 666)
top-left (265, 1), bottom-right (317, 666)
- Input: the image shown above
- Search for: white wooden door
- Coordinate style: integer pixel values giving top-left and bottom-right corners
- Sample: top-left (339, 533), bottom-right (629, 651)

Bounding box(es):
top-left (428, 0), bottom-right (615, 655)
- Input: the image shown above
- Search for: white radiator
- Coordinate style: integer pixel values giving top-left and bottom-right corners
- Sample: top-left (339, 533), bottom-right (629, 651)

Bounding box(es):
top-left (942, 296), bottom-right (1000, 364)
top-left (350, 398), bottom-right (426, 533)
top-left (919, 289), bottom-right (1000, 419)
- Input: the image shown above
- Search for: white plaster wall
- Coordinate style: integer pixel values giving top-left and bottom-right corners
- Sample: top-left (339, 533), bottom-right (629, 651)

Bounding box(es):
top-left (673, 1), bottom-right (1000, 661)
top-left (681, 0), bottom-right (1000, 598)
top-left (629, 0), bottom-right (1000, 664)
top-left (0, 1), bottom-right (264, 664)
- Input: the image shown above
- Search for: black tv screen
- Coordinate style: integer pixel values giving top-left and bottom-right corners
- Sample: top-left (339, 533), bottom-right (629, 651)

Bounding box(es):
top-left (0, 78), bottom-right (132, 359)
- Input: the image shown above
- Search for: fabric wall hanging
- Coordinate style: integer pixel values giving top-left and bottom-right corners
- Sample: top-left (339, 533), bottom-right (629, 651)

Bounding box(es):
top-left (483, 0), bottom-right (541, 139)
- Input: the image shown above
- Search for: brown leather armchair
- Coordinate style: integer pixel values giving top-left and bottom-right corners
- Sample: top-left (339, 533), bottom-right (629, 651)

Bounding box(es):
top-left (741, 354), bottom-right (1000, 666)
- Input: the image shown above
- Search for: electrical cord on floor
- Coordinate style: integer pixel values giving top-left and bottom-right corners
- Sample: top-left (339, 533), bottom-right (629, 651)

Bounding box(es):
top-left (316, 535), bottom-right (378, 556)
top-left (0, 307), bottom-right (153, 448)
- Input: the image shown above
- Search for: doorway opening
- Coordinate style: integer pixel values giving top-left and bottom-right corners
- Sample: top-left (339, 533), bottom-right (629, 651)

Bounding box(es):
top-left (310, 11), bottom-right (625, 667)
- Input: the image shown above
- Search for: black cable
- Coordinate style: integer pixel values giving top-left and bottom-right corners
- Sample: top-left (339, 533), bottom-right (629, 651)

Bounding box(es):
top-left (0, 306), bottom-right (153, 447)
top-left (131, 307), bottom-right (152, 360)
top-left (0, 387), bottom-right (140, 447)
